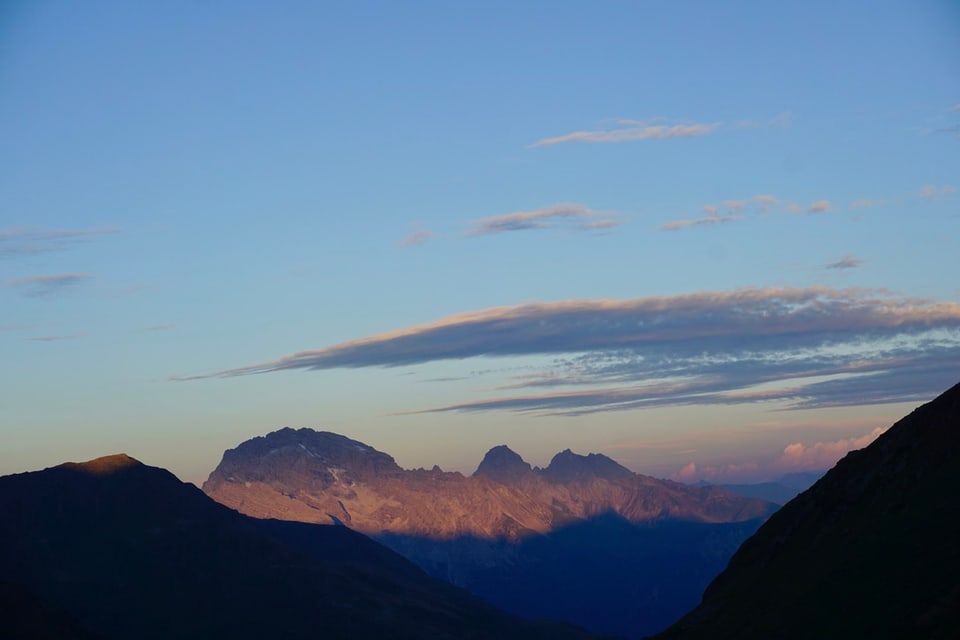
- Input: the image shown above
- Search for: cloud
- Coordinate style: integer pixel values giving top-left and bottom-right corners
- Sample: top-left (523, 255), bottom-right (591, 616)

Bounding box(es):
top-left (23, 333), bottom-right (85, 342)
top-left (530, 121), bottom-right (718, 148)
top-left (825, 256), bottom-right (863, 270)
top-left (920, 184), bottom-right (956, 200)
top-left (0, 226), bottom-right (119, 258)
top-left (660, 214), bottom-right (741, 231)
top-left (180, 287), bottom-right (960, 416)
top-left (807, 200), bottom-right (832, 214)
top-left (397, 229), bottom-right (433, 247)
top-left (948, 104), bottom-right (960, 112)
top-left (660, 193), bottom-right (826, 231)
top-left (467, 203), bottom-right (619, 236)
top-left (6, 273), bottom-right (93, 297)
top-left (752, 194), bottom-right (780, 212)
top-left (776, 426), bottom-right (887, 471)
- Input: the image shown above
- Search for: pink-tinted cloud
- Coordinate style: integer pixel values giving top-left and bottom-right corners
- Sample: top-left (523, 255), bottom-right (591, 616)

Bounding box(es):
top-left (468, 203), bottom-right (619, 236)
top-left (776, 426), bottom-right (887, 471)
top-left (659, 214), bottom-right (740, 231)
top-left (807, 200), bottom-right (832, 214)
top-left (530, 121), bottom-right (718, 148)
top-left (397, 229), bottom-right (433, 247)
top-left (919, 184), bottom-right (956, 200)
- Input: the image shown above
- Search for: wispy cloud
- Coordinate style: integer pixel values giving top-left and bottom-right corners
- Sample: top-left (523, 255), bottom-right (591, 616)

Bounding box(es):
top-left (825, 256), bottom-right (863, 270)
top-left (919, 184), bottom-right (956, 200)
top-left (531, 111), bottom-right (791, 148)
top-left (6, 273), bottom-right (94, 297)
top-left (807, 200), bottom-right (832, 214)
top-left (467, 203), bottom-right (620, 236)
top-left (396, 229), bottom-right (433, 247)
top-left (0, 226), bottom-right (119, 258)
top-left (179, 287), bottom-right (960, 415)
top-left (530, 120), bottom-right (719, 148)
top-left (659, 194), bottom-right (827, 231)
top-left (948, 104), bottom-right (960, 112)
top-left (23, 333), bottom-right (85, 342)
top-left (660, 213), bottom-right (741, 231)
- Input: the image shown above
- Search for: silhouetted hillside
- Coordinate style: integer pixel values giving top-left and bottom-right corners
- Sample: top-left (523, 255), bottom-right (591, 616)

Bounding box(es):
top-left (656, 381), bottom-right (960, 640)
top-left (0, 454), bottom-right (601, 640)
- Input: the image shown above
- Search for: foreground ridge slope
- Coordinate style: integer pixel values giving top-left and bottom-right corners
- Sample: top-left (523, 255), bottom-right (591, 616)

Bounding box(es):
top-left (655, 381), bottom-right (960, 640)
top-left (0, 453), bottom-right (601, 640)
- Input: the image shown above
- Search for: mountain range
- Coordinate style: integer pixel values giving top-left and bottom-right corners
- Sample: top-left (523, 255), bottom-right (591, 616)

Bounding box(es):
top-left (655, 381), bottom-right (960, 639)
top-left (203, 431), bottom-right (775, 637)
top-left (6, 381), bottom-right (957, 639)
top-left (0, 453), bottom-right (600, 640)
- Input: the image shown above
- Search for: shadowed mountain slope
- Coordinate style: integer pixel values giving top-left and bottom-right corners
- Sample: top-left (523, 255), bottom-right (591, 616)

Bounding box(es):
top-left (655, 381), bottom-right (960, 640)
top-left (0, 454), bottom-right (600, 640)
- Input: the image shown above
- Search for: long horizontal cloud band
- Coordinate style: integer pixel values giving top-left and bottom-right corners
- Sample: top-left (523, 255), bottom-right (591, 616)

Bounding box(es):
top-left (180, 287), bottom-right (960, 415)
top-left (187, 287), bottom-right (960, 379)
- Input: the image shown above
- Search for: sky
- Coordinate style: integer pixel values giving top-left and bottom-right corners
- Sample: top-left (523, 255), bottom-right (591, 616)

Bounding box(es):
top-left (2, 1), bottom-right (959, 485)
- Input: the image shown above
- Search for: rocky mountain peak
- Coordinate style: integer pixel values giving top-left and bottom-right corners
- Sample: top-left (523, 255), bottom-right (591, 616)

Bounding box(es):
top-left (205, 427), bottom-right (402, 490)
top-left (540, 448), bottom-right (634, 483)
top-left (474, 445), bottom-right (533, 484)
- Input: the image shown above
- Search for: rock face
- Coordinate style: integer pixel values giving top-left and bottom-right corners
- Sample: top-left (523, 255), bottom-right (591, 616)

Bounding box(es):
top-left (0, 454), bottom-right (599, 640)
top-left (656, 381), bottom-right (960, 640)
top-left (203, 429), bottom-right (776, 637)
top-left (204, 427), bottom-right (773, 538)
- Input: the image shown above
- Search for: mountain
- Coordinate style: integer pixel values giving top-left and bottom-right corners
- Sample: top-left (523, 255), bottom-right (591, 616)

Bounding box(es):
top-left (205, 427), bottom-right (773, 536)
top-left (0, 454), bottom-right (600, 640)
top-left (696, 471), bottom-right (826, 505)
top-left (655, 381), bottom-right (960, 640)
top-left (204, 430), bottom-right (776, 637)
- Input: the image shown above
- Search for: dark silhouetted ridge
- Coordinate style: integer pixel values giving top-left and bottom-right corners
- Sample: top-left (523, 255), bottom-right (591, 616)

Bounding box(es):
top-left (656, 381), bottom-right (960, 640)
top-left (0, 454), bottom-right (601, 640)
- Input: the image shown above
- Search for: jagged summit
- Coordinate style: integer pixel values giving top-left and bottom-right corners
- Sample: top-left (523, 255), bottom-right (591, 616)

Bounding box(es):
top-left (540, 448), bottom-right (634, 483)
top-left (474, 445), bottom-right (533, 484)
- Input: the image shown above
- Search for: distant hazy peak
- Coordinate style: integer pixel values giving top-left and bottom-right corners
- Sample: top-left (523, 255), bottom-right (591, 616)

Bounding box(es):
top-left (474, 445), bottom-right (533, 483)
top-left (540, 449), bottom-right (634, 483)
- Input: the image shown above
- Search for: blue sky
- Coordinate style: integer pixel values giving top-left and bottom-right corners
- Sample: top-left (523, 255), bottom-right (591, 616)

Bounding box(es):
top-left (2, 1), bottom-right (959, 484)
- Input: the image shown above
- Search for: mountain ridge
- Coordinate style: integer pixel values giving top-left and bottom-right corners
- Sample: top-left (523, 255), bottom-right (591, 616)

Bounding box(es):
top-left (655, 381), bottom-right (960, 639)
top-left (1, 453), bottom-right (601, 640)
top-left (204, 430), bottom-right (775, 539)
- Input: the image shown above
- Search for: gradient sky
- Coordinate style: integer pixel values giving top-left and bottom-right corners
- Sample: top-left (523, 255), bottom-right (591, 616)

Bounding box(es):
top-left (3, 1), bottom-right (959, 485)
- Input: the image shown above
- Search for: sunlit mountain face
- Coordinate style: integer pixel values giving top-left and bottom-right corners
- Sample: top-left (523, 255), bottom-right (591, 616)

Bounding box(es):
top-left (203, 428), bottom-right (776, 636)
